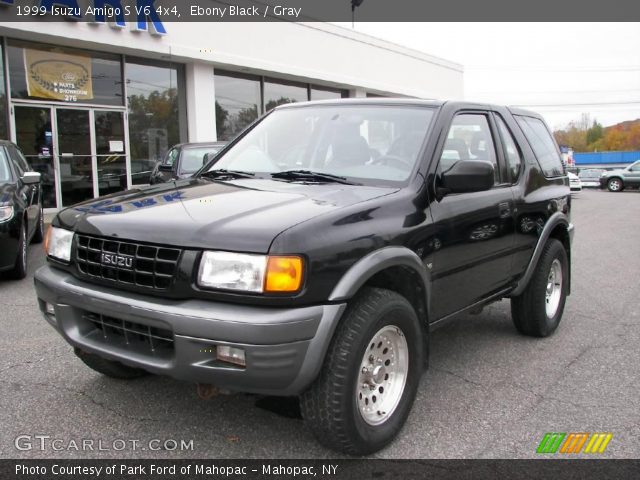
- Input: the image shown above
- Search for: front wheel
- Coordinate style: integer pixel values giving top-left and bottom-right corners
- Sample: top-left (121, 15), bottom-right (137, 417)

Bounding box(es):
top-left (300, 287), bottom-right (424, 455)
top-left (511, 238), bottom-right (568, 337)
top-left (607, 178), bottom-right (623, 192)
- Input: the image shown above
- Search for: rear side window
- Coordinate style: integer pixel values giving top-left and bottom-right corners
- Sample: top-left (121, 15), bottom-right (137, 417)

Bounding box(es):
top-left (516, 116), bottom-right (564, 177)
top-left (495, 115), bottom-right (522, 182)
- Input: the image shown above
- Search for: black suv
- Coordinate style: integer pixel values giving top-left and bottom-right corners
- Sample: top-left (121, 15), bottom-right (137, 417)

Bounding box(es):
top-left (35, 100), bottom-right (573, 455)
top-left (1, 140), bottom-right (44, 279)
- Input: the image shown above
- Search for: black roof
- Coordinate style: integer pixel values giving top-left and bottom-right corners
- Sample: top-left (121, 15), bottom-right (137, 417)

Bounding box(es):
top-left (275, 98), bottom-right (542, 120)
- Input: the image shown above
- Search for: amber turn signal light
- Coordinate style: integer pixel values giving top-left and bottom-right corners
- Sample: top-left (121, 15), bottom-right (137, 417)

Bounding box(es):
top-left (265, 256), bottom-right (303, 292)
top-left (43, 225), bottom-right (52, 255)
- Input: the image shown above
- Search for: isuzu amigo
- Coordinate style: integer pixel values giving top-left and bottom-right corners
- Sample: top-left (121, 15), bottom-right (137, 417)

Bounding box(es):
top-left (35, 99), bottom-right (573, 454)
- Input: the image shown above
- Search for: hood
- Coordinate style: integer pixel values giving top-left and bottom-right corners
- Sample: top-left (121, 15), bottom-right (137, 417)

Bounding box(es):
top-left (56, 178), bottom-right (397, 252)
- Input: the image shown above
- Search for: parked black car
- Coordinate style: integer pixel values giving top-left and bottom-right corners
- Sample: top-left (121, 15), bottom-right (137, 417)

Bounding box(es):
top-left (0, 140), bottom-right (44, 279)
top-left (149, 142), bottom-right (226, 184)
top-left (36, 100), bottom-right (573, 455)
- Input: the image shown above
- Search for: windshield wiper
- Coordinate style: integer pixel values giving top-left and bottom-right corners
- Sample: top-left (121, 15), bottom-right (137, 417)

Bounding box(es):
top-left (271, 170), bottom-right (355, 185)
top-left (200, 169), bottom-right (256, 179)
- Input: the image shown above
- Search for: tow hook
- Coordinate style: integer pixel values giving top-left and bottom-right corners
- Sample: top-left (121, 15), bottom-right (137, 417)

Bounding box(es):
top-left (196, 383), bottom-right (220, 400)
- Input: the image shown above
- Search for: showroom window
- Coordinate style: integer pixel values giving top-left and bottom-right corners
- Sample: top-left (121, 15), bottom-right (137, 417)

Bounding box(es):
top-left (310, 87), bottom-right (347, 101)
top-left (214, 70), bottom-right (348, 141)
top-left (6, 39), bottom-right (123, 106)
top-left (263, 78), bottom-right (308, 111)
top-left (126, 58), bottom-right (187, 185)
top-left (214, 71), bottom-right (261, 142)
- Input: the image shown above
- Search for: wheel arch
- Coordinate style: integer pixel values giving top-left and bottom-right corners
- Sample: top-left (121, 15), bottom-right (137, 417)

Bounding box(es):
top-left (328, 247), bottom-right (431, 366)
top-left (510, 212), bottom-right (573, 297)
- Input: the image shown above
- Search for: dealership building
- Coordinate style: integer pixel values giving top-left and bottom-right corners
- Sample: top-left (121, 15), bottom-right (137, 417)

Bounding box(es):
top-left (0, 18), bottom-right (463, 211)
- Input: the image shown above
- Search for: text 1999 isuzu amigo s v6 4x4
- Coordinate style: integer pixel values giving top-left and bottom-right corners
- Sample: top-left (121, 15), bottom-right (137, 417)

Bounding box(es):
top-left (35, 99), bottom-right (573, 455)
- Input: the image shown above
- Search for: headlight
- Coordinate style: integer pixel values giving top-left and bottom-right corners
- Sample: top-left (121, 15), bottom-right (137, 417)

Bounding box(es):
top-left (45, 226), bottom-right (74, 262)
top-left (0, 206), bottom-right (14, 223)
top-left (198, 251), bottom-right (303, 293)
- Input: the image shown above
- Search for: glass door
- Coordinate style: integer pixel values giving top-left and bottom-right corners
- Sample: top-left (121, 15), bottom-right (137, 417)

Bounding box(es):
top-left (13, 106), bottom-right (57, 209)
top-left (56, 109), bottom-right (94, 206)
top-left (94, 110), bottom-right (127, 197)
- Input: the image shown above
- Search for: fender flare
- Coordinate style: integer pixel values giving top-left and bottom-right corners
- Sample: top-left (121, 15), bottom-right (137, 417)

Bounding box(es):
top-left (510, 211), bottom-right (573, 297)
top-left (328, 246), bottom-right (431, 315)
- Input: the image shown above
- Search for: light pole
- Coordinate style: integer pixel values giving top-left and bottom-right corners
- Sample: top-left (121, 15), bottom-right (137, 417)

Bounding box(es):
top-left (351, 0), bottom-right (364, 28)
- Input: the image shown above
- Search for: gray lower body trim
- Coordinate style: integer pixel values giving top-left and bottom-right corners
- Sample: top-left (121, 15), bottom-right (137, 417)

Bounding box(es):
top-left (34, 265), bottom-right (345, 396)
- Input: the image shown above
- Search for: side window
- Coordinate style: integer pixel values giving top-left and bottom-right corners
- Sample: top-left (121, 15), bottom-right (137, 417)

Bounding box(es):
top-left (14, 146), bottom-right (31, 173)
top-left (0, 147), bottom-right (12, 182)
top-left (439, 113), bottom-right (499, 184)
top-left (630, 162), bottom-right (640, 172)
top-left (7, 145), bottom-right (27, 177)
top-left (495, 115), bottom-right (523, 182)
top-left (516, 116), bottom-right (564, 177)
top-left (164, 148), bottom-right (179, 167)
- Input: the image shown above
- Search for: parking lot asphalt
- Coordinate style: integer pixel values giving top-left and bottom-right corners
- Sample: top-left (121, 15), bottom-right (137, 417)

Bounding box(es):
top-left (1, 188), bottom-right (638, 459)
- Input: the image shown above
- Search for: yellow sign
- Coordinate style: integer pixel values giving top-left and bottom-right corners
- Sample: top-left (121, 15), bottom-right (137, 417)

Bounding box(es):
top-left (24, 49), bottom-right (93, 102)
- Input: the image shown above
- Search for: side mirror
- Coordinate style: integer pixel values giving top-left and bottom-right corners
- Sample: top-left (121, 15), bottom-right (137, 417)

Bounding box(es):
top-left (439, 160), bottom-right (494, 196)
top-left (22, 171), bottom-right (41, 185)
top-left (158, 164), bottom-right (174, 172)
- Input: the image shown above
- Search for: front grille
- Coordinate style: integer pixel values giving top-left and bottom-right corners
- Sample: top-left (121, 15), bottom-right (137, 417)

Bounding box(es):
top-left (75, 234), bottom-right (181, 290)
top-left (82, 312), bottom-right (174, 358)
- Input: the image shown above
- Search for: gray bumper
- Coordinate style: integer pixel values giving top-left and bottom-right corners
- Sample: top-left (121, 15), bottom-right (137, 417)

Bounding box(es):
top-left (34, 265), bottom-right (346, 396)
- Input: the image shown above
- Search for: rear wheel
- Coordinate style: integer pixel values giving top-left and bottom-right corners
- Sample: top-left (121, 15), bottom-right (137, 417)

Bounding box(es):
top-left (74, 348), bottom-right (149, 379)
top-left (7, 223), bottom-right (27, 280)
top-left (607, 178), bottom-right (623, 192)
top-left (511, 239), bottom-right (568, 337)
top-left (300, 287), bottom-right (424, 455)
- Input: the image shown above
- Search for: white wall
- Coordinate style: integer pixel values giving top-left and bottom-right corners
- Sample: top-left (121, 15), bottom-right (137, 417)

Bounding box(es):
top-left (0, 21), bottom-right (464, 141)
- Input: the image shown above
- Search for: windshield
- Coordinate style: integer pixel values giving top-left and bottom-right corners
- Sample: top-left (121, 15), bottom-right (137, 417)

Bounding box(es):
top-left (205, 105), bottom-right (434, 185)
top-left (0, 148), bottom-right (11, 183)
top-left (181, 146), bottom-right (222, 174)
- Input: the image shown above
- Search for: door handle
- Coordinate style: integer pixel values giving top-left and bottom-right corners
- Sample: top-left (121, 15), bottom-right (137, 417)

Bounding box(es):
top-left (498, 202), bottom-right (511, 218)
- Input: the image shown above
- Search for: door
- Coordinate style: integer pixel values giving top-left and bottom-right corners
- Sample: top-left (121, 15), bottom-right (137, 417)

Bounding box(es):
top-left (427, 112), bottom-right (516, 320)
top-left (626, 161), bottom-right (640, 187)
top-left (13, 106), bottom-right (57, 209)
top-left (94, 110), bottom-right (127, 196)
top-left (5, 144), bottom-right (39, 237)
top-left (55, 108), bottom-right (94, 206)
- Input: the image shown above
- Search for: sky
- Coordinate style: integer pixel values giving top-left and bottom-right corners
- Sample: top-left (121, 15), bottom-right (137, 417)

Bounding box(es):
top-left (334, 22), bottom-right (640, 130)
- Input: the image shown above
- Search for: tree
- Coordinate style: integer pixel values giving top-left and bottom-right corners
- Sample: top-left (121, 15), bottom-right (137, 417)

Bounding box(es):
top-left (586, 120), bottom-right (604, 146)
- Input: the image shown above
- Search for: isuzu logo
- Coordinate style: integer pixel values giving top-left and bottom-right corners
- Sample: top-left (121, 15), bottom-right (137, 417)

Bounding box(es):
top-left (101, 253), bottom-right (134, 269)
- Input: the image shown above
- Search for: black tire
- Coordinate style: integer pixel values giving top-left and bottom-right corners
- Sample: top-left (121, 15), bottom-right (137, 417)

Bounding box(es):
top-left (607, 177), bottom-right (623, 192)
top-left (7, 223), bottom-right (27, 280)
top-left (31, 206), bottom-right (45, 244)
top-left (300, 287), bottom-right (424, 455)
top-left (74, 348), bottom-right (149, 379)
top-left (511, 238), bottom-right (568, 337)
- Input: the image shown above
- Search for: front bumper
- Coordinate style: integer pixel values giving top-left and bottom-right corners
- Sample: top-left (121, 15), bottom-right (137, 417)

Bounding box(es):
top-left (34, 265), bottom-right (346, 395)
